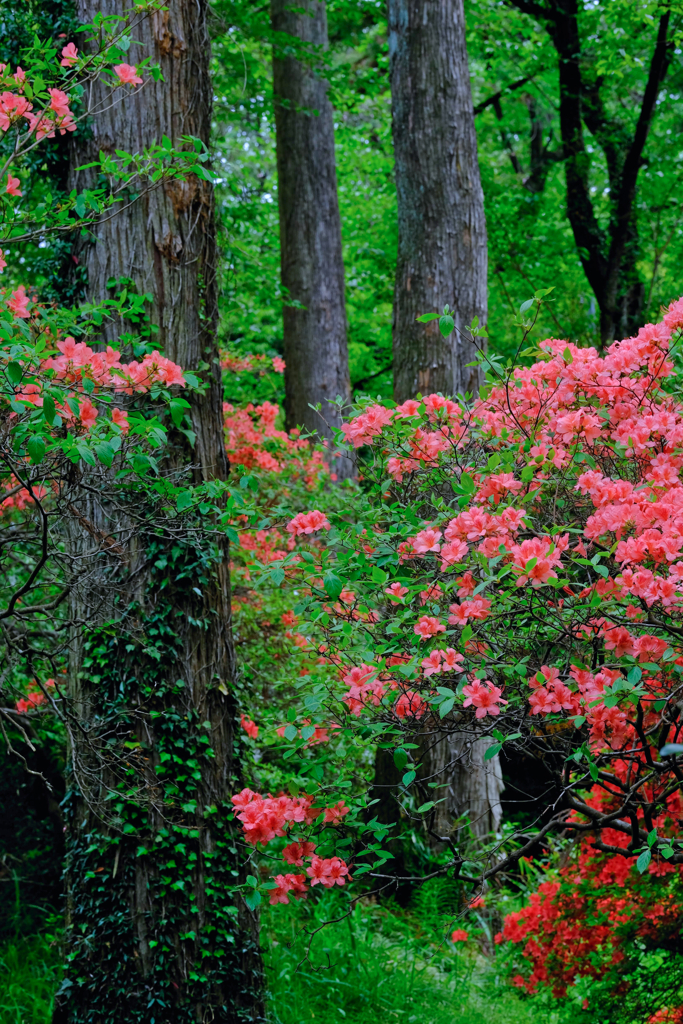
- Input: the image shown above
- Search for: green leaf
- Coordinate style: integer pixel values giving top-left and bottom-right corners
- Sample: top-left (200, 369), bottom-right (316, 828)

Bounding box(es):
top-left (176, 490), bottom-right (194, 512)
top-left (371, 566), bottom-right (388, 584)
top-left (244, 890), bottom-right (261, 911)
top-left (94, 441), bottom-right (115, 467)
top-left (416, 312), bottom-right (440, 323)
top-left (439, 314), bottom-right (455, 337)
top-left (562, 346), bottom-right (573, 364)
top-left (402, 769), bottom-right (416, 787)
top-left (43, 395), bottom-right (56, 425)
top-left (636, 849), bottom-right (651, 874)
top-left (393, 747), bottom-right (408, 771)
top-left (627, 666), bottom-right (642, 685)
top-left (439, 697), bottom-right (455, 718)
top-left (324, 572), bottom-right (343, 601)
top-left (519, 298), bottom-right (534, 313)
top-left (416, 801), bottom-right (435, 813)
top-left (284, 724), bottom-right (298, 742)
top-left (484, 743), bottom-right (502, 761)
top-left (6, 361), bottom-right (22, 384)
top-left (27, 435), bottom-right (46, 464)
top-left (169, 398), bottom-right (188, 428)
top-left (301, 725), bottom-right (315, 741)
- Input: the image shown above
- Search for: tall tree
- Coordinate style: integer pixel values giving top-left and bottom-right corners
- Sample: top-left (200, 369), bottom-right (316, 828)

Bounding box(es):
top-left (387, 0), bottom-right (498, 858)
top-left (270, 0), bottom-right (352, 474)
top-left (53, 3), bottom-right (263, 1021)
top-left (389, 0), bottom-right (487, 402)
top-left (507, 0), bottom-right (673, 344)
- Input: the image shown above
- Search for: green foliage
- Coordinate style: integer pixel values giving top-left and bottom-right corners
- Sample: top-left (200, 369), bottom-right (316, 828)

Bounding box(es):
top-left (0, 931), bottom-right (62, 1024)
top-left (263, 888), bottom-right (562, 1024)
top-left (55, 540), bottom-right (259, 1022)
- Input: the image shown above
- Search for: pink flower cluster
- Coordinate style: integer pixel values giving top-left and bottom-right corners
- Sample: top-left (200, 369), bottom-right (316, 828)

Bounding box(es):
top-left (341, 664), bottom-right (385, 715)
top-left (421, 647), bottom-right (464, 676)
top-left (462, 679), bottom-right (506, 718)
top-left (232, 788), bottom-right (352, 906)
top-left (286, 510), bottom-right (331, 536)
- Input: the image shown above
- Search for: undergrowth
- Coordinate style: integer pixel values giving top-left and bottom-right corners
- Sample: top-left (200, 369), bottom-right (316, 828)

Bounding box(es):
top-left (0, 930), bottom-right (61, 1024)
top-left (0, 885), bottom-right (565, 1023)
top-left (262, 883), bottom-right (560, 1024)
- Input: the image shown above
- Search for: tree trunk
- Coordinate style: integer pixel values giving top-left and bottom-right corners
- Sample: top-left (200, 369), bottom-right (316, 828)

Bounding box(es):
top-left (271, 0), bottom-right (352, 476)
top-left (389, 0), bottom-right (487, 403)
top-left (419, 730), bottom-right (504, 846)
top-left (53, 3), bottom-right (264, 1021)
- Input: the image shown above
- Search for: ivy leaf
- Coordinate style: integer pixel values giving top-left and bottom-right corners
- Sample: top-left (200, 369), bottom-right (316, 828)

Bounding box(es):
top-left (176, 490), bottom-right (194, 512)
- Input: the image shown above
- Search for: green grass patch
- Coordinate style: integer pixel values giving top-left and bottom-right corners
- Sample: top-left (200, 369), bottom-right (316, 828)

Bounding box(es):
top-left (0, 931), bottom-right (61, 1024)
top-left (263, 887), bottom-right (556, 1024)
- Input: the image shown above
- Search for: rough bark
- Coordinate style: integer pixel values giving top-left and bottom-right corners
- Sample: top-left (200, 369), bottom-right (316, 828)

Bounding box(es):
top-left (271, 0), bottom-right (352, 474)
top-left (53, 3), bottom-right (264, 1021)
top-left (419, 731), bottom-right (504, 845)
top-left (389, 0), bottom-right (487, 403)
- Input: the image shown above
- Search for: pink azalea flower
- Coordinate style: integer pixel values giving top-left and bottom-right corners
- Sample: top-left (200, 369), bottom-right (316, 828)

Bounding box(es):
top-left (79, 397), bottom-right (98, 430)
top-left (113, 63), bottom-right (143, 86)
top-left (111, 408), bottom-right (129, 433)
top-left (385, 582), bottom-right (409, 602)
top-left (413, 614), bottom-right (446, 639)
top-left (240, 714), bottom-right (259, 739)
top-left (61, 43), bottom-right (79, 67)
top-left (7, 286), bottom-right (30, 318)
top-left (5, 174), bottom-right (21, 196)
top-left (462, 679), bottom-right (506, 718)
top-left (286, 510), bottom-right (331, 535)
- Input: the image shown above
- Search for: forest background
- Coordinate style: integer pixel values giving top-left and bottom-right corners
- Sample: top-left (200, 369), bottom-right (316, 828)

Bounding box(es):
top-left (3, 1), bottom-right (683, 1023)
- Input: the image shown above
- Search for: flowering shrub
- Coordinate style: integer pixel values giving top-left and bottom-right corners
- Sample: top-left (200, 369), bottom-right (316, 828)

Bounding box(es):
top-left (239, 296), bottom-right (683, 921)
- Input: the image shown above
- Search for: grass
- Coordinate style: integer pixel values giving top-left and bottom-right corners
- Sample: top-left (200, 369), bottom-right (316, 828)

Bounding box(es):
top-left (263, 883), bottom-right (561, 1024)
top-left (0, 884), bottom-right (563, 1024)
top-left (0, 931), bottom-right (61, 1024)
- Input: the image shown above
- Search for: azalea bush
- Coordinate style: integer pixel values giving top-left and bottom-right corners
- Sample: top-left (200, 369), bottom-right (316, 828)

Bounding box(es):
top-left (223, 295), bottom-right (683, 1018)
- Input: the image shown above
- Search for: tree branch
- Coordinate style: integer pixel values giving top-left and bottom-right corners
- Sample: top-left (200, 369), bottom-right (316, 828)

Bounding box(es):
top-left (603, 11), bottom-right (673, 320)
